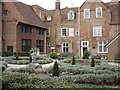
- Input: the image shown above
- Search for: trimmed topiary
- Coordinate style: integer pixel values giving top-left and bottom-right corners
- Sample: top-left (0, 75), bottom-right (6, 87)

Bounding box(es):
top-left (91, 57), bottom-right (95, 67)
top-left (52, 61), bottom-right (59, 77)
top-left (71, 56), bottom-right (76, 65)
top-left (83, 50), bottom-right (91, 59)
top-left (50, 52), bottom-right (57, 59)
top-left (29, 55), bottom-right (32, 63)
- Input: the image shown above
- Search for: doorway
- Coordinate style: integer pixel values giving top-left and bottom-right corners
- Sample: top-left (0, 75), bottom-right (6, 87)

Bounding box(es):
top-left (81, 41), bottom-right (89, 57)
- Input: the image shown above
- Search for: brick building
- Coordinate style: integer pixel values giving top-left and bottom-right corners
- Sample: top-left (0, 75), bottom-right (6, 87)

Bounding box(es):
top-left (1, 2), bottom-right (47, 54)
top-left (0, 0), bottom-right (119, 58)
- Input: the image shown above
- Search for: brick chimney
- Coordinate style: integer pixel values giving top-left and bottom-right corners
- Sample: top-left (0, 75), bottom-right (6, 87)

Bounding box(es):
top-left (55, 0), bottom-right (60, 9)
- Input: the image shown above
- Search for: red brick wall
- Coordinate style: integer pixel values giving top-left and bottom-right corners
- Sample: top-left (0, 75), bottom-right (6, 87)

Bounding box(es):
top-left (16, 23), bottom-right (46, 53)
top-left (108, 37), bottom-right (120, 60)
top-left (80, 2), bottom-right (111, 56)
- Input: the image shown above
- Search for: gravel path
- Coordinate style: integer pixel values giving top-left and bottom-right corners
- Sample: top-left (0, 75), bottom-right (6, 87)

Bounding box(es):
top-left (108, 63), bottom-right (120, 66)
top-left (7, 62), bottom-right (54, 69)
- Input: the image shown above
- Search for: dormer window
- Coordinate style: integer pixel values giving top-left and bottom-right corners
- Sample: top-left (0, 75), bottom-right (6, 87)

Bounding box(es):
top-left (67, 10), bottom-right (75, 20)
top-left (47, 15), bottom-right (52, 21)
top-left (39, 12), bottom-right (42, 18)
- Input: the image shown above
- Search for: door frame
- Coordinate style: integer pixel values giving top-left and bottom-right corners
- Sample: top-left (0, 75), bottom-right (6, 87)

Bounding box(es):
top-left (81, 41), bottom-right (89, 57)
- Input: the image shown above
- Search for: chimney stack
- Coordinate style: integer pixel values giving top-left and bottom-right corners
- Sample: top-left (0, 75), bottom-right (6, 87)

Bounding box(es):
top-left (55, 0), bottom-right (60, 9)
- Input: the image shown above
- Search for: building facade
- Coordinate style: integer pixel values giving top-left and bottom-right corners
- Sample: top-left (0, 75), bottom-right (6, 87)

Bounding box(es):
top-left (0, 0), bottom-right (120, 58)
top-left (1, 2), bottom-right (47, 54)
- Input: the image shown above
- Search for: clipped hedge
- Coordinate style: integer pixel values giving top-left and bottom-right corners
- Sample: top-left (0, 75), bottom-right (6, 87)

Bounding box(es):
top-left (1, 51), bottom-right (13, 57)
top-left (2, 72), bottom-right (113, 89)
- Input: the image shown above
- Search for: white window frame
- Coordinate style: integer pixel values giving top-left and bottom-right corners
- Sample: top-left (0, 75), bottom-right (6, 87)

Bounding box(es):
top-left (47, 15), bottom-right (52, 21)
top-left (67, 10), bottom-right (75, 20)
top-left (61, 28), bottom-right (67, 37)
top-left (81, 41), bottom-right (89, 47)
top-left (39, 12), bottom-right (42, 18)
top-left (84, 9), bottom-right (90, 19)
top-left (62, 42), bottom-right (69, 53)
top-left (93, 25), bottom-right (102, 37)
top-left (96, 7), bottom-right (102, 18)
top-left (69, 28), bottom-right (74, 37)
top-left (98, 41), bottom-right (108, 53)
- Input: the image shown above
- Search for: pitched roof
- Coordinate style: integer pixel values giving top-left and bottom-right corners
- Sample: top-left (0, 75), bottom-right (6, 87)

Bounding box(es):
top-left (4, 2), bottom-right (46, 28)
top-left (45, 7), bottom-right (78, 21)
top-left (105, 2), bottom-right (120, 24)
top-left (106, 33), bottom-right (120, 47)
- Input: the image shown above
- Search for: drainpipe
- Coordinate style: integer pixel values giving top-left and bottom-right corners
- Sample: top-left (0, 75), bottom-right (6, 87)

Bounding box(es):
top-left (0, 1), bottom-right (2, 53)
top-left (77, 7), bottom-right (81, 57)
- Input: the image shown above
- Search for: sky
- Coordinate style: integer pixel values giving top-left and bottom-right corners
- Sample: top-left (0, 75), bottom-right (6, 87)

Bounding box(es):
top-left (3, 0), bottom-right (119, 10)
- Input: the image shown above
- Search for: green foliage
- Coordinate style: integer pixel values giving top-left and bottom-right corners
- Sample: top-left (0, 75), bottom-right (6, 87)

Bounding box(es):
top-left (71, 56), bottom-right (75, 65)
top-left (2, 72), bottom-right (112, 89)
top-left (33, 59), bottom-right (53, 64)
top-left (0, 61), bottom-right (7, 71)
top-left (59, 53), bottom-right (68, 57)
top-left (2, 51), bottom-right (13, 57)
top-left (52, 61), bottom-right (59, 77)
top-left (50, 52), bottom-right (57, 59)
top-left (30, 48), bottom-right (38, 54)
top-left (14, 52), bottom-right (30, 57)
top-left (29, 55), bottom-right (32, 63)
top-left (91, 57), bottom-right (95, 67)
top-left (15, 55), bottom-right (19, 60)
top-left (6, 60), bottom-right (29, 65)
top-left (83, 50), bottom-right (91, 59)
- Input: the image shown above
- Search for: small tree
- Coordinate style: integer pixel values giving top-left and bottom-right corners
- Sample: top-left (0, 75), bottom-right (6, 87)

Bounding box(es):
top-left (91, 57), bottom-right (95, 67)
top-left (29, 55), bottom-right (32, 63)
top-left (71, 56), bottom-right (75, 65)
top-left (83, 50), bottom-right (91, 59)
top-left (52, 61), bottom-right (59, 77)
top-left (50, 52), bottom-right (57, 59)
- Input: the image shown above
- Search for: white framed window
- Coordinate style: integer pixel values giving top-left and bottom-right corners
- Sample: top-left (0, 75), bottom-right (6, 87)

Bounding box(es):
top-left (69, 28), bottom-right (74, 37)
top-left (93, 25), bottom-right (102, 37)
top-left (98, 41), bottom-right (108, 53)
top-left (67, 10), bottom-right (75, 20)
top-left (76, 31), bottom-right (79, 35)
top-left (62, 42), bottom-right (69, 53)
top-left (39, 12), bottom-right (42, 18)
top-left (81, 41), bottom-right (89, 47)
top-left (84, 9), bottom-right (90, 19)
top-left (96, 7), bottom-right (102, 18)
top-left (61, 28), bottom-right (67, 37)
top-left (47, 15), bottom-right (52, 21)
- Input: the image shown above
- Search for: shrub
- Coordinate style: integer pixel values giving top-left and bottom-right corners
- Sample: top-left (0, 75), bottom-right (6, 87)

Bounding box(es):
top-left (29, 55), bottom-right (32, 63)
top-left (33, 59), bottom-right (53, 64)
top-left (59, 53), bottom-right (68, 57)
top-left (71, 56), bottom-right (76, 65)
top-left (91, 57), bottom-right (95, 67)
top-left (15, 55), bottom-right (19, 60)
top-left (50, 52), bottom-right (57, 59)
top-left (83, 50), bottom-right (90, 59)
top-left (2, 51), bottom-right (13, 57)
top-left (52, 61), bottom-right (59, 77)
top-left (14, 52), bottom-right (30, 57)
top-left (2, 65), bottom-right (6, 71)
top-left (30, 48), bottom-right (38, 54)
